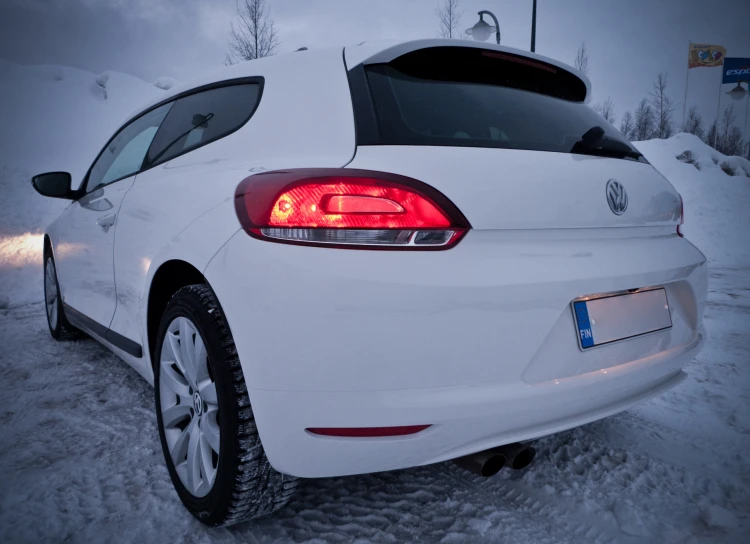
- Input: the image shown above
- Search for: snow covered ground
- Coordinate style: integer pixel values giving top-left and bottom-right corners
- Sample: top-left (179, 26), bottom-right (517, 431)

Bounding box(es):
top-left (0, 62), bottom-right (749, 543)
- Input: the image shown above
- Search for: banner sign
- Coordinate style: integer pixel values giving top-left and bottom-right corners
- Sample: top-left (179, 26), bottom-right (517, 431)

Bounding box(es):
top-left (722, 58), bottom-right (750, 84)
top-left (688, 44), bottom-right (726, 69)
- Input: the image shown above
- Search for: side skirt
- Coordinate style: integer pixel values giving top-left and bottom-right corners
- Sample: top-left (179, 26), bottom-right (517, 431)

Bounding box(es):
top-left (63, 303), bottom-right (143, 358)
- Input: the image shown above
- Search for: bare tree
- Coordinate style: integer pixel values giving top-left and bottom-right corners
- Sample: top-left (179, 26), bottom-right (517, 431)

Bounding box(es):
top-left (717, 105), bottom-right (746, 156)
top-left (593, 97), bottom-right (616, 125)
top-left (619, 111), bottom-right (635, 141)
top-left (574, 42), bottom-right (589, 74)
top-left (682, 106), bottom-right (704, 139)
top-left (705, 120), bottom-right (718, 149)
top-left (649, 73), bottom-right (675, 139)
top-left (633, 99), bottom-right (655, 141)
top-left (226, 0), bottom-right (279, 64)
top-left (436, 0), bottom-right (463, 39)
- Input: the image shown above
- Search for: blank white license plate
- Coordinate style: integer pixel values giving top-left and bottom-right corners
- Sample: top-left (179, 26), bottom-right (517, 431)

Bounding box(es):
top-left (572, 288), bottom-right (672, 350)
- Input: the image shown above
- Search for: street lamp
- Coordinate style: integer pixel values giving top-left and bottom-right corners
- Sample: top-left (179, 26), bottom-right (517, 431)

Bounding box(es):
top-left (725, 82), bottom-right (750, 160)
top-left (466, 11), bottom-right (500, 44)
top-left (726, 83), bottom-right (749, 101)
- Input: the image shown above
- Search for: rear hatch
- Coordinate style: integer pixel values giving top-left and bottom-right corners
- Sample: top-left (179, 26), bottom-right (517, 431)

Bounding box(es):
top-left (345, 45), bottom-right (682, 230)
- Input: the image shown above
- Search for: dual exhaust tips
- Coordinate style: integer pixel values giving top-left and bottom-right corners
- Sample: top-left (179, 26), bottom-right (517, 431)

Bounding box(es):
top-left (453, 443), bottom-right (536, 477)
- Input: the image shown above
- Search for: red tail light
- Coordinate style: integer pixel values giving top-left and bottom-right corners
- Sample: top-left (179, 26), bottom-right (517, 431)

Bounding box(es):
top-left (677, 193), bottom-right (684, 237)
top-left (234, 168), bottom-right (470, 249)
top-left (307, 425), bottom-right (431, 437)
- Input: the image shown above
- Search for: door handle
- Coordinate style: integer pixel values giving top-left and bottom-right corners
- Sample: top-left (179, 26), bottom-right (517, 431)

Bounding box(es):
top-left (97, 213), bottom-right (116, 230)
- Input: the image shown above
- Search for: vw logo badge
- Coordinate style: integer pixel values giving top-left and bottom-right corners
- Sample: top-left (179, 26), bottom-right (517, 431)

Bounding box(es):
top-left (606, 179), bottom-right (628, 215)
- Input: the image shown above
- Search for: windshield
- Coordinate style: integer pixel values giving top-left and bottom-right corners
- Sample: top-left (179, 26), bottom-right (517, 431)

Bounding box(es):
top-left (362, 47), bottom-right (644, 162)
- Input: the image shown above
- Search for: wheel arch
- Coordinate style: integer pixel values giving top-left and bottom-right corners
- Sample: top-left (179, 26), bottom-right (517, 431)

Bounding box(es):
top-left (146, 259), bottom-right (206, 366)
top-left (43, 233), bottom-right (52, 257)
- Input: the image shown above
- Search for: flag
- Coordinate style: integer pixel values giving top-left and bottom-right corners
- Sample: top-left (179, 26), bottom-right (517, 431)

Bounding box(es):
top-left (688, 44), bottom-right (726, 69)
top-left (722, 58), bottom-right (750, 84)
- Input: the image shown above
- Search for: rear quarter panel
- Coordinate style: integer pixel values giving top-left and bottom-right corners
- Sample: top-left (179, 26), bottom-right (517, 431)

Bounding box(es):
top-left (108, 48), bottom-right (356, 374)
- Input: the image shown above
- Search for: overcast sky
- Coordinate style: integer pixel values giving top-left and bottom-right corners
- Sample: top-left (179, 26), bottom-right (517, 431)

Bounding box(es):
top-left (1, 0), bottom-right (749, 129)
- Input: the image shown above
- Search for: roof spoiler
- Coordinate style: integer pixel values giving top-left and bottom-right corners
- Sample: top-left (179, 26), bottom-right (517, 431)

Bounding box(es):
top-left (345, 39), bottom-right (591, 103)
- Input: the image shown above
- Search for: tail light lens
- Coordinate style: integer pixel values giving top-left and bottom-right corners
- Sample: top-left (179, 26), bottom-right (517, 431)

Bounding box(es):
top-left (234, 168), bottom-right (470, 249)
top-left (677, 193), bottom-right (684, 237)
top-left (307, 425), bottom-right (431, 437)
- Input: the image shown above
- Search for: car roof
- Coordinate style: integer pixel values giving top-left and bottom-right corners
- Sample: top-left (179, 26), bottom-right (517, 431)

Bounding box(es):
top-left (126, 39), bottom-right (590, 121)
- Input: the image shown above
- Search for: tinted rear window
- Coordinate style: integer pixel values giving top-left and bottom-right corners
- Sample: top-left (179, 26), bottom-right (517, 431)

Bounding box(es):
top-left (145, 83), bottom-right (261, 166)
top-left (361, 47), bottom-right (640, 158)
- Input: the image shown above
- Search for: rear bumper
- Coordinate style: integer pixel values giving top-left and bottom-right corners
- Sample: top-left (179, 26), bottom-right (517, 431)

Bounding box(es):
top-left (206, 227), bottom-right (707, 477)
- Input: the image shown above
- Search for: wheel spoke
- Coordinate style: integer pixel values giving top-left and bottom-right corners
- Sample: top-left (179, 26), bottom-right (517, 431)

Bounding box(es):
top-left (161, 403), bottom-right (192, 428)
top-left (167, 331), bottom-right (184, 374)
top-left (199, 430), bottom-right (217, 488)
top-left (198, 382), bottom-right (217, 405)
top-left (193, 334), bottom-right (209, 385)
top-left (160, 362), bottom-right (191, 399)
top-left (170, 417), bottom-right (196, 465)
top-left (201, 411), bottom-right (221, 453)
top-left (186, 419), bottom-right (202, 493)
top-left (179, 319), bottom-right (198, 386)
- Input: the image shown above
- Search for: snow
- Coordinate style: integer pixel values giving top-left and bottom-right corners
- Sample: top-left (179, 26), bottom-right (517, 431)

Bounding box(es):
top-left (1, 62), bottom-right (749, 542)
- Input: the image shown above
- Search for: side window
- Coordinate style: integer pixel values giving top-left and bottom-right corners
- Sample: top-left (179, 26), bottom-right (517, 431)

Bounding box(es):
top-left (144, 83), bottom-right (261, 167)
top-left (87, 103), bottom-right (173, 192)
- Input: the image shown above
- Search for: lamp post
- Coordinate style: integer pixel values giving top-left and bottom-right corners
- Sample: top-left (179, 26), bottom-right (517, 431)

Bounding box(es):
top-left (467, 2), bottom-right (537, 52)
top-left (724, 83), bottom-right (749, 160)
top-left (465, 11), bottom-right (500, 44)
top-left (531, 0), bottom-right (537, 52)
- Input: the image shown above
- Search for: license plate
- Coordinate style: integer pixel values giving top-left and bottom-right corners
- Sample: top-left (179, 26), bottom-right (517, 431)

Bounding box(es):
top-left (572, 288), bottom-right (672, 350)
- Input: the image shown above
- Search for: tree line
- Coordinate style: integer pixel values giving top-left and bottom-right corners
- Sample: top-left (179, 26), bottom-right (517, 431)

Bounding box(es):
top-left (575, 41), bottom-right (747, 156)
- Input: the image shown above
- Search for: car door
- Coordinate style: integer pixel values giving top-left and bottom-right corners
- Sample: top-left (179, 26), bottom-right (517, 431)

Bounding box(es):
top-left (55, 102), bottom-right (172, 332)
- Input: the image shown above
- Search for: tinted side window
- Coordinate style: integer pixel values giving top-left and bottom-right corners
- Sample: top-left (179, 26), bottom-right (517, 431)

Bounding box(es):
top-left (145, 83), bottom-right (261, 167)
top-left (87, 103), bottom-right (172, 191)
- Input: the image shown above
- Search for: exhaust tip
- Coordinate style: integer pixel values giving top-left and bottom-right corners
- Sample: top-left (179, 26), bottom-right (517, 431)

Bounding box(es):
top-left (480, 453), bottom-right (506, 477)
top-left (510, 446), bottom-right (536, 470)
top-left (453, 451), bottom-right (506, 477)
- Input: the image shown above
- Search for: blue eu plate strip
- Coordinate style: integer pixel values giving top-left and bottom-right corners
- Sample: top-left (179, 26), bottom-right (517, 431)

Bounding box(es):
top-left (574, 301), bottom-right (595, 348)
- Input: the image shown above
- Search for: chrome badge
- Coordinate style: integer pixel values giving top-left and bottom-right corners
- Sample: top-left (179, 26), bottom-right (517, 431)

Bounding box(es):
top-left (606, 179), bottom-right (628, 215)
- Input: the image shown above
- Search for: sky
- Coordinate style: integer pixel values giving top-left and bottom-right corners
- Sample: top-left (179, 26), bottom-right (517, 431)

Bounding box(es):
top-left (1, 0), bottom-right (749, 132)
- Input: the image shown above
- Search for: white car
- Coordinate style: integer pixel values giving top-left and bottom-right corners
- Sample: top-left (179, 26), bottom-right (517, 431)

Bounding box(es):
top-left (32, 39), bottom-right (707, 526)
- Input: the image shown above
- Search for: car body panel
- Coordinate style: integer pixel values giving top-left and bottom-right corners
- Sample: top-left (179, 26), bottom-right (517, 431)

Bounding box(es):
top-left (346, 146), bottom-right (681, 230)
top-left (54, 176), bottom-right (135, 327)
top-left (205, 226), bottom-right (706, 476)
top-left (105, 46), bottom-right (356, 372)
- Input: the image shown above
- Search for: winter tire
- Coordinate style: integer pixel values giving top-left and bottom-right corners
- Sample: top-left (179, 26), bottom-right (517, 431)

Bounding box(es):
top-left (154, 284), bottom-right (297, 526)
top-left (43, 250), bottom-right (80, 340)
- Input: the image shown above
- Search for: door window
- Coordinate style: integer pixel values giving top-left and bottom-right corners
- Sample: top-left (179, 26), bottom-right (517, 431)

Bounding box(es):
top-left (87, 103), bottom-right (173, 191)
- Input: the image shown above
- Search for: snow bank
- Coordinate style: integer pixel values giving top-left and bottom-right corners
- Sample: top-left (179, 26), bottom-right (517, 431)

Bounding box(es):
top-left (0, 60), bottom-right (171, 179)
top-left (634, 133), bottom-right (750, 266)
top-left (0, 61), bottom-right (175, 306)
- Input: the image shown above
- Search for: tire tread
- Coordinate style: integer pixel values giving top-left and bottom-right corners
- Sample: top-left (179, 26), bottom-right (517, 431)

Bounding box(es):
top-left (163, 284), bottom-right (297, 527)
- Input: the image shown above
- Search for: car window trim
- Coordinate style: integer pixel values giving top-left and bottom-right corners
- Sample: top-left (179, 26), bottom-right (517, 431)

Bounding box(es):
top-left (81, 102), bottom-right (175, 195)
top-left (142, 78), bottom-right (264, 171)
top-left (80, 76), bottom-right (265, 195)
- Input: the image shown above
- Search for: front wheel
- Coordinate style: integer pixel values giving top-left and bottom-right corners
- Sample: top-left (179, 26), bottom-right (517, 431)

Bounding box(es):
top-left (154, 284), bottom-right (297, 526)
top-left (43, 252), bottom-right (79, 340)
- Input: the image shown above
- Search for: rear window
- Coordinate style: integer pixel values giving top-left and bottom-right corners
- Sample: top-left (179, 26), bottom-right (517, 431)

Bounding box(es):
top-left (360, 47), bottom-right (640, 159)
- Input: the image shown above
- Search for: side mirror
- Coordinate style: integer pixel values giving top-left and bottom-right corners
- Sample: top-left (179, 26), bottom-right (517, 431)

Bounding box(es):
top-left (31, 172), bottom-right (77, 200)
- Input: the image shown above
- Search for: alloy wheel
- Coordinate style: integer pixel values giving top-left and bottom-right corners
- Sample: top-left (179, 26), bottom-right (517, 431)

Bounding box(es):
top-left (159, 316), bottom-right (220, 497)
top-left (44, 258), bottom-right (58, 330)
